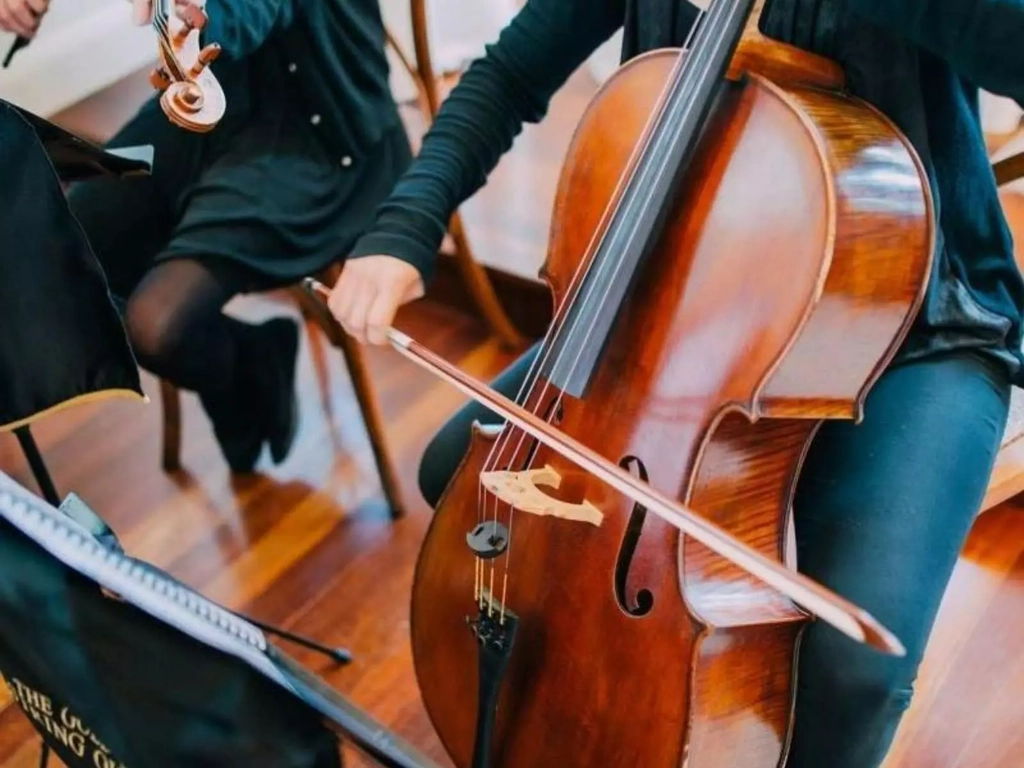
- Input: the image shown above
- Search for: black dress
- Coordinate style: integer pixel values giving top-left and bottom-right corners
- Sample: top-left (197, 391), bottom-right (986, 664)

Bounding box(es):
top-left (66, 41), bottom-right (412, 297)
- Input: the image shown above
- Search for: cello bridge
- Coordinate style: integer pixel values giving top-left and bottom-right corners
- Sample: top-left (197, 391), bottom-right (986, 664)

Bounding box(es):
top-left (479, 465), bottom-right (603, 527)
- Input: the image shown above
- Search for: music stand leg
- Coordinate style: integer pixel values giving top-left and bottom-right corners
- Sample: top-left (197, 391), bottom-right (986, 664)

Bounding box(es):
top-left (242, 616), bottom-right (353, 665)
top-left (13, 427), bottom-right (61, 507)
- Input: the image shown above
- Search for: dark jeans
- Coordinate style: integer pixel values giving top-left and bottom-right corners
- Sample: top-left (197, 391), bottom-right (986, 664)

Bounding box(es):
top-left (417, 342), bottom-right (1011, 767)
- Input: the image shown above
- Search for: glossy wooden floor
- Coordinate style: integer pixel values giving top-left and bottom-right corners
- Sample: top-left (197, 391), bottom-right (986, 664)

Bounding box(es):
top-left (3, 77), bottom-right (1024, 768)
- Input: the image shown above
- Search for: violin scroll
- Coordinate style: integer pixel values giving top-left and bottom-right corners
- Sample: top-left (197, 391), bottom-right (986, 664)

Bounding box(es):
top-left (149, 2), bottom-right (225, 133)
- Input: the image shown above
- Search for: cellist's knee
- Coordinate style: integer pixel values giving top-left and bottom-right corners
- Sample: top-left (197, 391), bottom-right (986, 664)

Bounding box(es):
top-left (787, 623), bottom-right (919, 767)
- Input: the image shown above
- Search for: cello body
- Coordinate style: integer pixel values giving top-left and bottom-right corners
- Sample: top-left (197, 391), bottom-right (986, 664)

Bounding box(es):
top-left (410, 10), bottom-right (934, 768)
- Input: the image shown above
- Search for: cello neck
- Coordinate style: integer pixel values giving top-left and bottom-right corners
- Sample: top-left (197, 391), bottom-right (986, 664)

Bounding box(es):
top-left (540, 0), bottom-right (757, 398)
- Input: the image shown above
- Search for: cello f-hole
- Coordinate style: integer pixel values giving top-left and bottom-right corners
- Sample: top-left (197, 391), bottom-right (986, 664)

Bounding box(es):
top-left (614, 455), bottom-right (654, 617)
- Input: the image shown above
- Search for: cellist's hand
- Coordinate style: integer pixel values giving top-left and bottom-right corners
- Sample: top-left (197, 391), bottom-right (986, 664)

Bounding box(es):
top-left (328, 256), bottom-right (425, 345)
top-left (0, 0), bottom-right (50, 39)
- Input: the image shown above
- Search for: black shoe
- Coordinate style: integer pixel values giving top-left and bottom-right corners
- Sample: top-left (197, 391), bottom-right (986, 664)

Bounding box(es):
top-left (200, 390), bottom-right (264, 474)
top-left (260, 317), bottom-right (300, 465)
top-left (203, 316), bottom-right (300, 474)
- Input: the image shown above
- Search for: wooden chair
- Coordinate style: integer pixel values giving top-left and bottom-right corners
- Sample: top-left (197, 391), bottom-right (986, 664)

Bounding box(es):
top-left (385, 0), bottom-right (524, 349)
top-left (159, 262), bottom-right (405, 518)
top-left (160, 0), bottom-right (528, 516)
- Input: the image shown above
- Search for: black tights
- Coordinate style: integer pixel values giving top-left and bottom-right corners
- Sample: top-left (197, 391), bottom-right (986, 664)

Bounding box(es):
top-left (113, 257), bottom-right (300, 474)
top-left (64, 127), bottom-right (302, 471)
top-left (120, 258), bottom-right (250, 405)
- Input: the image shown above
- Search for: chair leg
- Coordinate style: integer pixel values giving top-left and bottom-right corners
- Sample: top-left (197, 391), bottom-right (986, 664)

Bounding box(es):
top-left (336, 334), bottom-right (405, 519)
top-left (298, 300), bottom-right (334, 422)
top-left (295, 288), bottom-right (405, 518)
top-left (447, 212), bottom-right (525, 349)
top-left (160, 379), bottom-right (182, 472)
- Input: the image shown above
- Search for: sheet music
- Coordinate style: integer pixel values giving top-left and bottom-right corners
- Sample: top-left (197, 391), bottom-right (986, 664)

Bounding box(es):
top-left (0, 472), bottom-right (287, 690)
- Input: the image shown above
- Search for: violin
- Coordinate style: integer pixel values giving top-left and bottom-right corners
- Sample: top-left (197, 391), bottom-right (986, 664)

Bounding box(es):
top-left (312, 0), bottom-right (933, 763)
top-left (3, 2), bottom-right (224, 134)
top-left (147, 0), bottom-right (225, 133)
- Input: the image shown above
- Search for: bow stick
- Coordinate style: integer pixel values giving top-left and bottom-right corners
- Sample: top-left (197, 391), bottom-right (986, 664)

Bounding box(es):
top-left (304, 278), bottom-right (905, 657)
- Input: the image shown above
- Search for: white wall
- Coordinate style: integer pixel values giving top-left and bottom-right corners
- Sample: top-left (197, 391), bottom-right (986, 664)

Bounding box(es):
top-left (587, 31), bottom-right (623, 85)
top-left (980, 92), bottom-right (1023, 136)
top-left (0, 0), bottom-right (155, 116)
top-left (0, 0), bottom-right (520, 118)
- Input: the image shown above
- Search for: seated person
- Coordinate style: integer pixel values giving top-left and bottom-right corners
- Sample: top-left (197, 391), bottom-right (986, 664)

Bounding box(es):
top-left (1, 0), bottom-right (412, 472)
top-left (325, 1), bottom-right (1024, 767)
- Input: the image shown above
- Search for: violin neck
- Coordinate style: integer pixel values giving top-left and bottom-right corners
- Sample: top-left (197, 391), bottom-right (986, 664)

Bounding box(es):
top-left (541, 0), bottom-right (756, 398)
top-left (151, 0), bottom-right (170, 31)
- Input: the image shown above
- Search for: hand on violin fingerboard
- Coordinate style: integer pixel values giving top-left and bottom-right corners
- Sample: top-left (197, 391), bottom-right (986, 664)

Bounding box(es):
top-left (130, 0), bottom-right (204, 26)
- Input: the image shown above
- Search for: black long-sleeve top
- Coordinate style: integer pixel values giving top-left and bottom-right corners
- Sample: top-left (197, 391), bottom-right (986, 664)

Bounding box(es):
top-left (203, 0), bottom-right (1024, 384)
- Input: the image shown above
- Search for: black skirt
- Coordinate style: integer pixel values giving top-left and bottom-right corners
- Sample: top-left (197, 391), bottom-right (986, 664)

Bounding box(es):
top-left (65, 68), bottom-right (413, 297)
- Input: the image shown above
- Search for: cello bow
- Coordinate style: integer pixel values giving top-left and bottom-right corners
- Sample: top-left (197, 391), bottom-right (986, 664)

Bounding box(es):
top-left (303, 277), bottom-right (904, 657)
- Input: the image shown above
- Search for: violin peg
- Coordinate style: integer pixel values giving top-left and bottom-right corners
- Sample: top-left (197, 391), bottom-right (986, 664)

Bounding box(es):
top-left (149, 67), bottom-right (172, 91)
top-left (189, 43), bottom-right (221, 79)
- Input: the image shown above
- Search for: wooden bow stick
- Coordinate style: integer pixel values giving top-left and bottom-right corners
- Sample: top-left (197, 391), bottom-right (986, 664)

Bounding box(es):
top-left (304, 277), bottom-right (906, 657)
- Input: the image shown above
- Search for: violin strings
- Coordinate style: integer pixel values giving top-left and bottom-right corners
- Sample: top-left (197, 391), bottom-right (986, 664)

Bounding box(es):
top-left (478, 5), bottom-right (715, 621)
top-left (151, 2), bottom-right (189, 83)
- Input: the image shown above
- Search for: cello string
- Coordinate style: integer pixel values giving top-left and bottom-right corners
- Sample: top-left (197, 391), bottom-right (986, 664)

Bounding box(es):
top-left (538, 0), bottom-right (742, 455)
top-left (472, 38), bottom-right (697, 609)
top-left (491, 4), bottom-right (718, 618)
top-left (508, 0), bottom-right (742, 565)
top-left (489, 4), bottom-right (717, 607)
top-left (480, 28), bottom-right (705, 618)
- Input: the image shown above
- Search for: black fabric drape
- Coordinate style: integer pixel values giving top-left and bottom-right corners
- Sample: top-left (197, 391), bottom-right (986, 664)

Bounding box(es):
top-left (0, 516), bottom-right (344, 767)
top-left (0, 99), bottom-right (143, 432)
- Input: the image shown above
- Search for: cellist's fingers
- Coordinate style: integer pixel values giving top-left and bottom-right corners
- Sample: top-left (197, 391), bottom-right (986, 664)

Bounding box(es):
top-left (345, 286), bottom-right (378, 345)
top-left (364, 283), bottom-right (407, 346)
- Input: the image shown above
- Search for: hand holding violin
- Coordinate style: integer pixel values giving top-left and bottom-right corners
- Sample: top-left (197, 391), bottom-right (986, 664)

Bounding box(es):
top-left (0, 0), bottom-right (49, 40)
top-left (129, 0), bottom-right (203, 27)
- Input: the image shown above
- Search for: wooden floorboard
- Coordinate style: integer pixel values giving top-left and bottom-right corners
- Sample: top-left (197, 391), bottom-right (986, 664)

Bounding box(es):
top-left (4, 290), bottom-right (1024, 768)
top-left (4, 68), bottom-right (1024, 768)
top-left (0, 295), bottom-right (512, 768)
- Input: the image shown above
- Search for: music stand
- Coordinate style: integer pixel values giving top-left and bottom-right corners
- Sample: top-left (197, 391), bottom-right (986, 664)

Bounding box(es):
top-left (0, 101), bottom-right (356, 760)
top-left (0, 472), bottom-right (439, 768)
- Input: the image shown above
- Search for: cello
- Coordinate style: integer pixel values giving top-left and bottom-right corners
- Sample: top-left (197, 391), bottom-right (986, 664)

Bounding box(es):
top-left (402, 0), bottom-right (934, 766)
